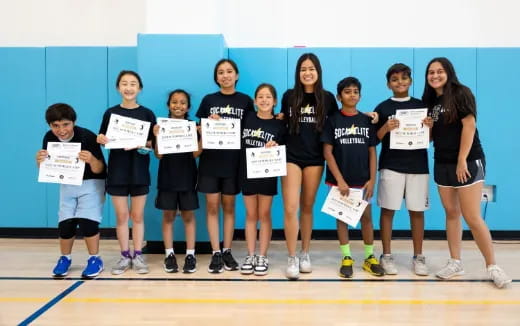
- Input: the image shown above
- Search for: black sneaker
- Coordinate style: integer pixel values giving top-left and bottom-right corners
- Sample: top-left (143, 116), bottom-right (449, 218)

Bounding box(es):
top-left (222, 249), bottom-right (239, 271)
top-left (183, 254), bottom-right (197, 273)
top-left (164, 253), bottom-right (178, 273)
top-left (208, 252), bottom-right (224, 273)
top-left (339, 256), bottom-right (354, 278)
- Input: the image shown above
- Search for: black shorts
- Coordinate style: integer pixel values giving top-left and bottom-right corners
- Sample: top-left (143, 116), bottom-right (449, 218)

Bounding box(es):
top-left (434, 159), bottom-right (485, 188)
top-left (155, 190), bottom-right (199, 211)
top-left (197, 175), bottom-right (240, 195)
top-left (106, 185), bottom-right (149, 197)
top-left (242, 177), bottom-right (278, 196)
top-left (286, 157), bottom-right (324, 170)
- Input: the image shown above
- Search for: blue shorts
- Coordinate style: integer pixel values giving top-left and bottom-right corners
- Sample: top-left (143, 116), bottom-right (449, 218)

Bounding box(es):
top-left (59, 179), bottom-right (105, 223)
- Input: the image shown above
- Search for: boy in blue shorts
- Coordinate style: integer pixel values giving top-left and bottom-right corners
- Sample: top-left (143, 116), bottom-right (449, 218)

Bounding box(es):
top-left (374, 63), bottom-right (432, 276)
top-left (321, 77), bottom-right (385, 278)
top-left (36, 103), bottom-right (106, 278)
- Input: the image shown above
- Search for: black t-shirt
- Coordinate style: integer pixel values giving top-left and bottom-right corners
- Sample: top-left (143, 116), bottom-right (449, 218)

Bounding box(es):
top-left (42, 126), bottom-right (107, 180)
top-left (99, 105), bottom-right (157, 186)
top-left (196, 91), bottom-right (255, 178)
top-left (321, 111), bottom-right (378, 186)
top-left (281, 90), bottom-right (339, 163)
top-left (374, 97), bottom-right (429, 173)
top-left (430, 96), bottom-right (484, 164)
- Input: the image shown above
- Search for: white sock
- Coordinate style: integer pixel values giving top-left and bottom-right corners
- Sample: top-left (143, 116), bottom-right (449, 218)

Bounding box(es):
top-left (223, 248), bottom-right (230, 253)
top-left (63, 254), bottom-right (72, 260)
top-left (212, 250), bottom-right (221, 255)
top-left (165, 248), bottom-right (174, 257)
top-left (186, 249), bottom-right (195, 256)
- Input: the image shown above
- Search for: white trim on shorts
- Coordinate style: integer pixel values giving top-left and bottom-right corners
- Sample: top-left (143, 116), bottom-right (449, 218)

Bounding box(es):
top-left (377, 169), bottom-right (429, 212)
top-left (436, 179), bottom-right (485, 189)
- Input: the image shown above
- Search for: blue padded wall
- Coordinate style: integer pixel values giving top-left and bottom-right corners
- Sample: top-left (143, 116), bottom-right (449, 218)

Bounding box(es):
top-left (0, 48), bottom-right (47, 227)
top-left (137, 34), bottom-right (227, 241)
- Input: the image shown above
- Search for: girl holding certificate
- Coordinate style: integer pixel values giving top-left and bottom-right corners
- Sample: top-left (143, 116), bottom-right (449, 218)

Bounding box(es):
top-left (422, 57), bottom-right (511, 288)
top-left (97, 70), bottom-right (156, 275)
top-left (196, 59), bottom-right (255, 273)
top-left (153, 90), bottom-right (201, 274)
top-left (239, 84), bottom-right (286, 276)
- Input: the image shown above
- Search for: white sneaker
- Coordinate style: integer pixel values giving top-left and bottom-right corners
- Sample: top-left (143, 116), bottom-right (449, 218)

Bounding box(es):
top-left (436, 258), bottom-right (464, 279)
top-left (286, 256), bottom-right (300, 280)
top-left (380, 254), bottom-right (398, 275)
top-left (487, 265), bottom-right (512, 289)
top-left (299, 252), bottom-right (312, 273)
top-left (240, 255), bottom-right (255, 275)
top-left (413, 254), bottom-right (429, 276)
top-left (254, 255), bottom-right (269, 276)
top-left (132, 255), bottom-right (149, 274)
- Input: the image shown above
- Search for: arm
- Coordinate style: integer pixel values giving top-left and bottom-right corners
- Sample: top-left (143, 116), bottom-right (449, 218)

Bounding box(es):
top-left (323, 143), bottom-right (349, 196)
top-left (36, 149), bottom-right (48, 167)
top-left (78, 150), bottom-right (104, 174)
top-left (363, 146), bottom-right (377, 200)
top-left (456, 114), bottom-right (477, 183)
top-left (152, 124), bottom-right (163, 159)
top-left (376, 118), bottom-right (399, 140)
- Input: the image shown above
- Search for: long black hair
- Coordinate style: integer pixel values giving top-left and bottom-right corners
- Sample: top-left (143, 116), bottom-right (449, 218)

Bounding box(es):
top-left (422, 57), bottom-right (476, 123)
top-left (288, 53), bottom-right (326, 134)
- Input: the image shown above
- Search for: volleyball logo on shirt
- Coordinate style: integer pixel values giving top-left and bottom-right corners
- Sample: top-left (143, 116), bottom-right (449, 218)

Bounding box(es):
top-left (209, 105), bottom-right (245, 119)
top-left (334, 124), bottom-right (370, 145)
top-left (431, 104), bottom-right (445, 122)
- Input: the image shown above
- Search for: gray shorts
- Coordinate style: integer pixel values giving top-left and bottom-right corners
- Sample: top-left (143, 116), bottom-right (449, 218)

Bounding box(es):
top-left (377, 169), bottom-right (429, 212)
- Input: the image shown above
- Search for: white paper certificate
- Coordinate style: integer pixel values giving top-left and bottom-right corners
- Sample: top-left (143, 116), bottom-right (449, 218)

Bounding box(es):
top-left (321, 187), bottom-right (368, 227)
top-left (38, 142), bottom-right (85, 186)
top-left (390, 108), bottom-right (429, 150)
top-left (105, 113), bottom-right (151, 149)
top-left (246, 145), bottom-right (287, 179)
top-left (156, 118), bottom-right (198, 154)
top-left (201, 118), bottom-right (240, 150)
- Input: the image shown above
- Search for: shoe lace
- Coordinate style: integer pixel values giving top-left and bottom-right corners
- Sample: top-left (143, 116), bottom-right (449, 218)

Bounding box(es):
top-left (185, 255), bottom-right (195, 264)
top-left (443, 260), bottom-right (460, 273)
top-left (244, 255), bottom-right (254, 265)
top-left (300, 252), bottom-right (310, 263)
top-left (488, 265), bottom-right (506, 279)
top-left (211, 253), bottom-right (222, 265)
top-left (256, 256), bottom-right (267, 266)
top-left (288, 256), bottom-right (298, 267)
top-left (415, 255), bottom-right (426, 264)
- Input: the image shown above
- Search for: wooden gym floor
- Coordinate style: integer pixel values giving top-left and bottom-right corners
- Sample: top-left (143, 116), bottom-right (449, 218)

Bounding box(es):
top-left (1, 238), bottom-right (519, 325)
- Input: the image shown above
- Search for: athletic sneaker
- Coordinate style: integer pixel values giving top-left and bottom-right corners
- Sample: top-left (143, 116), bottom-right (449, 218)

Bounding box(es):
top-left (183, 254), bottom-right (197, 273)
top-left (299, 252), bottom-right (312, 273)
top-left (380, 254), bottom-right (398, 275)
top-left (132, 255), bottom-right (149, 274)
top-left (363, 255), bottom-right (385, 276)
top-left (436, 258), bottom-right (464, 279)
top-left (240, 255), bottom-right (255, 275)
top-left (111, 256), bottom-right (132, 275)
top-left (487, 265), bottom-right (512, 289)
top-left (53, 256), bottom-right (72, 277)
top-left (222, 249), bottom-right (239, 271)
top-left (208, 252), bottom-right (224, 273)
top-left (254, 255), bottom-right (269, 276)
top-left (339, 256), bottom-right (354, 278)
top-left (413, 254), bottom-right (429, 276)
top-left (286, 256), bottom-right (300, 280)
top-left (164, 253), bottom-right (178, 273)
top-left (82, 256), bottom-right (104, 278)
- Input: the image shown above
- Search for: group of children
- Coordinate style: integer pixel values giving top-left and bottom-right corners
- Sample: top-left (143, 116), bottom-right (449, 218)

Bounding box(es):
top-left (36, 54), bottom-right (511, 288)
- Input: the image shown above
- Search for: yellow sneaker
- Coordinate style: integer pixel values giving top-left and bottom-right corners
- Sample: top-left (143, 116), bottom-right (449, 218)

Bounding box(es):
top-left (339, 256), bottom-right (354, 278)
top-left (363, 255), bottom-right (384, 276)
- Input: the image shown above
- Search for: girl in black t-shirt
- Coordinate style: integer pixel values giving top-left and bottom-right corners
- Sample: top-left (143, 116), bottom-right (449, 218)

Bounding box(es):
top-left (195, 59), bottom-right (255, 273)
top-left (97, 70), bottom-right (157, 275)
top-left (239, 83), bottom-right (286, 276)
top-left (422, 57), bottom-right (510, 288)
top-left (153, 90), bottom-right (202, 274)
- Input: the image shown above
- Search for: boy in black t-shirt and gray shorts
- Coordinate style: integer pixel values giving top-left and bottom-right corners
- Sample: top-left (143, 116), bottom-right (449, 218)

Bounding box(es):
top-left (374, 63), bottom-right (433, 276)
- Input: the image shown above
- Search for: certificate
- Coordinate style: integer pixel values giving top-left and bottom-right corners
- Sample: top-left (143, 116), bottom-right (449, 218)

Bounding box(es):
top-left (38, 142), bottom-right (85, 186)
top-left (156, 118), bottom-right (198, 154)
top-left (201, 118), bottom-right (240, 150)
top-left (246, 145), bottom-right (287, 178)
top-left (390, 108), bottom-right (429, 150)
top-left (105, 113), bottom-right (151, 149)
top-left (321, 187), bottom-right (368, 227)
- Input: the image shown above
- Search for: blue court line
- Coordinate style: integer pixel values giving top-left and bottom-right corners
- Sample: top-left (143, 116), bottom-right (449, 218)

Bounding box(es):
top-left (18, 280), bottom-right (84, 326)
top-left (2, 276), bottom-right (519, 283)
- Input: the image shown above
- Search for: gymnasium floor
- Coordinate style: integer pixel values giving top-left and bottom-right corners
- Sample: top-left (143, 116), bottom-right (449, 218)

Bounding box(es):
top-left (1, 239), bottom-right (518, 325)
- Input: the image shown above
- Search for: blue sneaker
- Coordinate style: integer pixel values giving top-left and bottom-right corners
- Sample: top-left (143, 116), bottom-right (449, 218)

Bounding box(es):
top-left (82, 256), bottom-right (104, 278)
top-left (53, 256), bottom-right (72, 277)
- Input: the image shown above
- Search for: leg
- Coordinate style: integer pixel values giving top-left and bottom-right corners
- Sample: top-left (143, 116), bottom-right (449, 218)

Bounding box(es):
top-left (360, 205), bottom-right (374, 245)
top-left (84, 233), bottom-right (100, 255)
top-left (180, 210), bottom-right (196, 251)
top-left (221, 194), bottom-right (236, 249)
top-left (59, 238), bottom-right (75, 255)
top-left (282, 163), bottom-right (302, 256)
top-left (205, 193), bottom-right (221, 251)
top-left (162, 210), bottom-right (175, 250)
top-left (336, 219), bottom-right (349, 246)
top-left (379, 208), bottom-right (395, 254)
top-left (243, 195), bottom-right (259, 255)
top-left (457, 183), bottom-right (496, 266)
top-left (111, 196), bottom-right (131, 252)
top-left (438, 186), bottom-right (462, 259)
top-left (299, 165), bottom-right (324, 252)
top-left (129, 195), bottom-right (147, 252)
top-left (409, 210), bottom-right (425, 256)
top-left (257, 195), bottom-right (273, 256)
